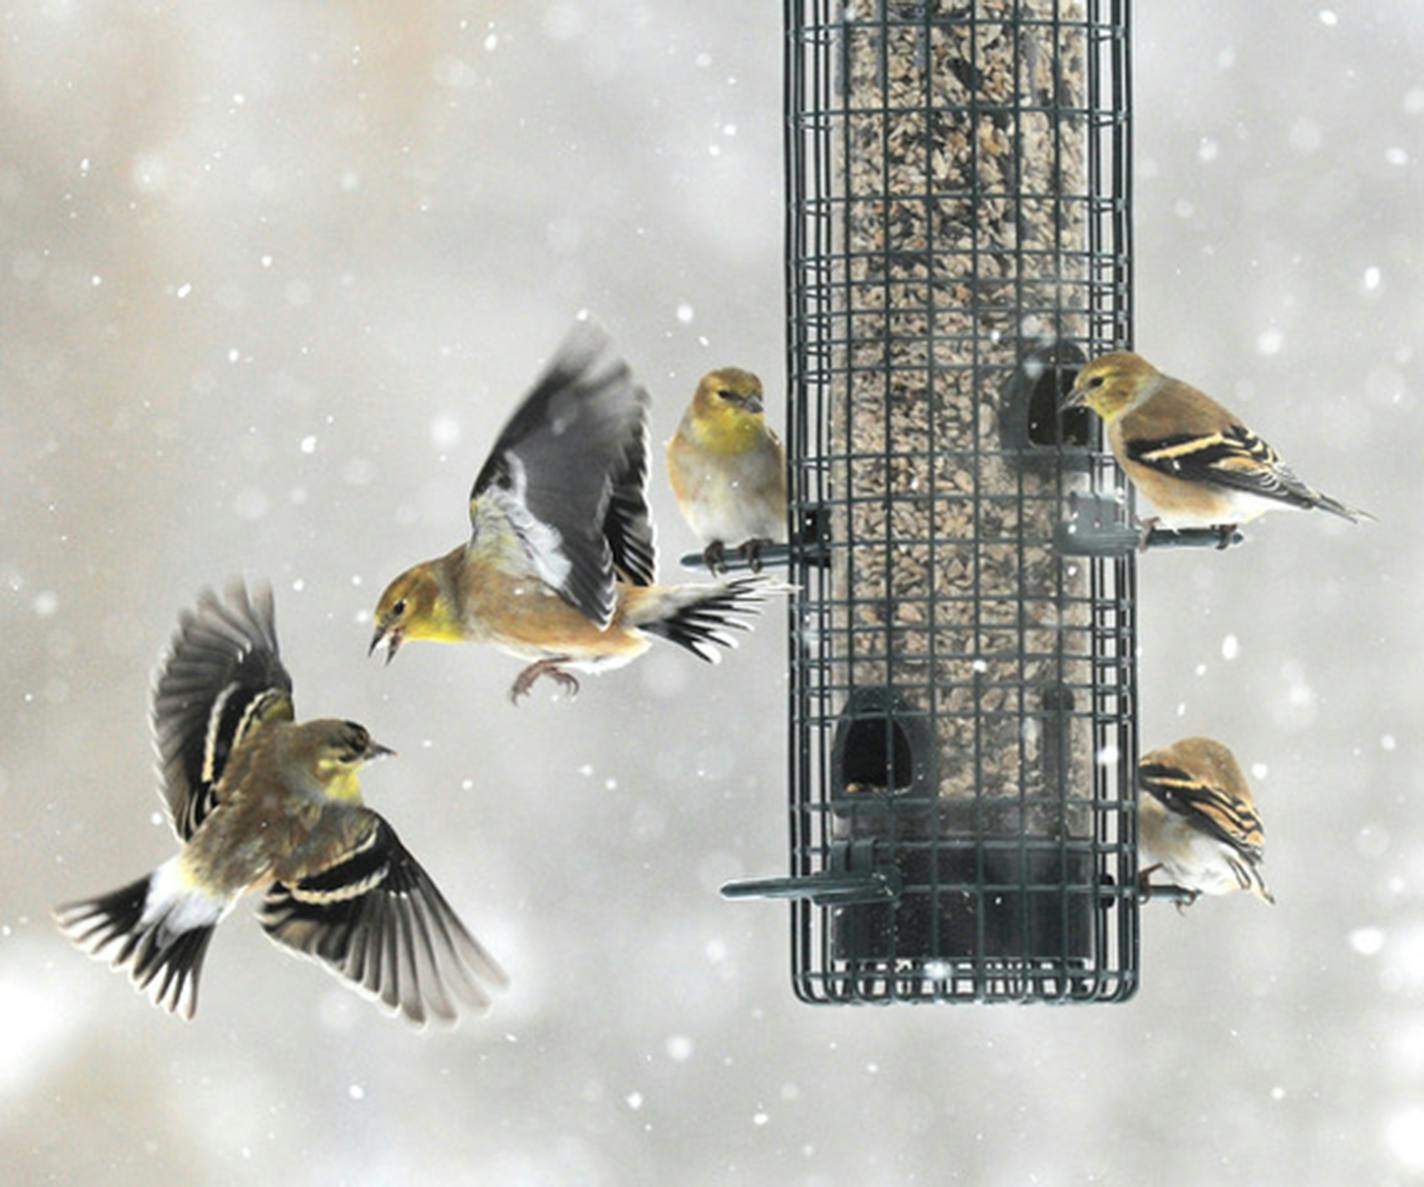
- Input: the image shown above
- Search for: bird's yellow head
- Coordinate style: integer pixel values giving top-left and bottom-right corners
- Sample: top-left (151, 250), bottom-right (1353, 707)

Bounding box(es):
top-left (370, 561), bottom-right (460, 663)
top-left (305, 718), bottom-right (396, 801)
top-left (1062, 351), bottom-right (1163, 422)
top-left (688, 367), bottom-right (767, 450)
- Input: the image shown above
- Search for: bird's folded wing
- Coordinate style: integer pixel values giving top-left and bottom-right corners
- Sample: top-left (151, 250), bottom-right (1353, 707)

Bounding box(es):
top-left (257, 811), bottom-right (508, 1027)
top-left (151, 581), bottom-right (294, 842)
top-left (1125, 423), bottom-right (1320, 510)
top-left (468, 321), bottom-right (655, 627)
top-left (1139, 760), bottom-right (1265, 859)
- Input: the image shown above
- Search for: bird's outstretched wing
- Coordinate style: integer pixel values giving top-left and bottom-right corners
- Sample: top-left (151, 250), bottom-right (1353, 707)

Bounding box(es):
top-left (257, 811), bottom-right (507, 1027)
top-left (1139, 758), bottom-right (1265, 861)
top-left (469, 321), bottom-right (656, 627)
top-left (151, 581), bottom-right (294, 841)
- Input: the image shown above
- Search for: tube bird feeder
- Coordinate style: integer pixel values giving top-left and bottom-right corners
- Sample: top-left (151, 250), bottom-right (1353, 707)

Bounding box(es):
top-left (725, 0), bottom-right (1141, 1004)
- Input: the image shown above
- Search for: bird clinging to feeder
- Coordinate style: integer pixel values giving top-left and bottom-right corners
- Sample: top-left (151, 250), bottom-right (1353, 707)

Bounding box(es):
top-left (1137, 735), bottom-right (1275, 909)
top-left (667, 366), bottom-right (787, 574)
top-left (1063, 351), bottom-right (1372, 548)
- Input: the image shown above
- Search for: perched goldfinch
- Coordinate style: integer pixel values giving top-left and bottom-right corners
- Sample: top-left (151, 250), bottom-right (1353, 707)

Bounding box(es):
top-left (1138, 736), bottom-right (1275, 907)
top-left (1062, 351), bottom-right (1371, 546)
top-left (370, 323), bottom-right (782, 702)
top-left (55, 582), bottom-right (507, 1025)
top-left (666, 367), bottom-right (786, 573)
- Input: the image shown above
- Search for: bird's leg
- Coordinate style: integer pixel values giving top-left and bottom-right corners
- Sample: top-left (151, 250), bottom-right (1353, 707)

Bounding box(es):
top-left (508, 657), bottom-right (580, 704)
top-left (738, 537), bottom-right (772, 574)
top-left (702, 540), bottom-right (727, 576)
top-left (1215, 523), bottom-right (1237, 550)
top-left (1172, 888), bottom-right (1201, 916)
top-left (1136, 864), bottom-right (1163, 900)
top-left (1136, 516), bottom-right (1160, 552)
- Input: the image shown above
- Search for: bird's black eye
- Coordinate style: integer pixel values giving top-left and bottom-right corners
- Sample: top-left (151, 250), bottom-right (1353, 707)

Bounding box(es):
top-left (717, 389), bottom-right (735, 401)
top-left (392, 598), bottom-right (407, 617)
top-left (1088, 376), bottom-right (1105, 389)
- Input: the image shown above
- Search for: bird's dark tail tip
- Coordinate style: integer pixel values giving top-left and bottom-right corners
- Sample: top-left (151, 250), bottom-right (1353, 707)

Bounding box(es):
top-left (642, 577), bottom-right (793, 663)
top-left (54, 866), bottom-right (220, 1020)
top-left (1315, 491), bottom-right (1375, 524)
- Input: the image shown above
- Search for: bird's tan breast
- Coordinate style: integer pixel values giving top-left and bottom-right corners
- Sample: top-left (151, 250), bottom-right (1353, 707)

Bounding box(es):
top-left (460, 562), bottom-right (646, 659)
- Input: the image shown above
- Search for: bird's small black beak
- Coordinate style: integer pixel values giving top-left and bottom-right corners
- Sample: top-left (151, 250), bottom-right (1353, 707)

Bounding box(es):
top-left (744, 393), bottom-right (764, 415)
top-left (364, 739), bottom-right (397, 760)
top-left (1059, 383), bottom-right (1088, 412)
top-left (368, 624), bottom-right (402, 664)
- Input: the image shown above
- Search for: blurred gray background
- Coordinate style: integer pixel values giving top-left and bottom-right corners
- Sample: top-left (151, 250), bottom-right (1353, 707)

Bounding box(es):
top-left (2, 2), bottom-right (1421, 1184)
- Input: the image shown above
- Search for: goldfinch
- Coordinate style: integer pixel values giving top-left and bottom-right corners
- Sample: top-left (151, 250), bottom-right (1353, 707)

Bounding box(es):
top-left (1138, 735), bottom-right (1275, 907)
top-left (666, 367), bottom-right (786, 573)
top-left (370, 323), bottom-right (783, 702)
top-left (55, 582), bottom-right (507, 1025)
top-left (1062, 351), bottom-right (1371, 546)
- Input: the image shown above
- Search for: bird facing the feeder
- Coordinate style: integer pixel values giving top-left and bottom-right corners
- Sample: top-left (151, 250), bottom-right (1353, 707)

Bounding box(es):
top-left (370, 323), bottom-right (784, 702)
top-left (1137, 735), bottom-right (1274, 909)
top-left (55, 582), bottom-right (507, 1025)
top-left (1062, 351), bottom-right (1372, 547)
top-left (666, 366), bottom-right (787, 574)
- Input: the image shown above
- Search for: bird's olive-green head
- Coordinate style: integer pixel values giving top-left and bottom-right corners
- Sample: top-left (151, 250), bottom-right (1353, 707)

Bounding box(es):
top-left (693, 367), bottom-right (765, 420)
top-left (370, 562), bottom-right (459, 663)
top-left (300, 718), bottom-right (395, 800)
top-left (1062, 351), bottom-right (1163, 422)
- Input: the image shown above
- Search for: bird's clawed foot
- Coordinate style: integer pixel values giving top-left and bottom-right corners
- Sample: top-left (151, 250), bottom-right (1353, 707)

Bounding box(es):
top-left (702, 540), bottom-right (728, 576)
top-left (738, 537), bottom-right (773, 574)
top-left (508, 657), bottom-right (580, 705)
top-left (1173, 889), bottom-right (1201, 916)
top-left (1136, 517), bottom-right (1160, 552)
top-left (1215, 523), bottom-right (1238, 550)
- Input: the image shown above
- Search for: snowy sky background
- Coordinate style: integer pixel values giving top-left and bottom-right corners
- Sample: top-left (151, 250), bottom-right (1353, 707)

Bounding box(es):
top-left (2, 2), bottom-right (1422, 1184)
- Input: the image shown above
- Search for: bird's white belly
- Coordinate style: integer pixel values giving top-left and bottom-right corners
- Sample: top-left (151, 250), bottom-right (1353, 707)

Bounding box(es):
top-left (1150, 486), bottom-right (1294, 529)
top-left (1151, 829), bottom-right (1242, 896)
top-left (677, 448), bottom-right (784, 545)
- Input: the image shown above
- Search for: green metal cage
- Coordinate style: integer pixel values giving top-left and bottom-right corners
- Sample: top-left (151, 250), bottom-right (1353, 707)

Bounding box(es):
top-left (725, 0), bottom-right (1145, 1004)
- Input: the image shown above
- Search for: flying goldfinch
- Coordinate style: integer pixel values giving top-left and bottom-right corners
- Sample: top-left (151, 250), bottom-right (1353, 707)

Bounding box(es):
top-left (666, 367), bottom-right (786, 573)
top-left (55, 582), bottom-right (507, 1025)
top-left (1138, 735), bottom-right (1275, 908)
top-left (1062, 351), bottom-right (1371, 547)
top-left (370, 323), bottom-right (782, 703)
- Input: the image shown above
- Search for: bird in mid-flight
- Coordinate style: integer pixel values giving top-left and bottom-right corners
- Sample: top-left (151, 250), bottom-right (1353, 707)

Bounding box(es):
top-left (370, 322), bottom-right (783, 702)
top-left (55, 582), bottom-right (507, 1025)
top-left (1138, 735), bottom-right (1275, 908)
top-left (1063, 351), bottom-right (1371, 547)
top-left (666, 366), bottom-right (786, 574)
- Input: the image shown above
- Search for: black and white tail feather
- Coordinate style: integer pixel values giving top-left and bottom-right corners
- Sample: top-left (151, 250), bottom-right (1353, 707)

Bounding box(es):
top-left (639, 577), bottom-right (791, 663)
top-left (54, 857), bottom-right (229, 1020)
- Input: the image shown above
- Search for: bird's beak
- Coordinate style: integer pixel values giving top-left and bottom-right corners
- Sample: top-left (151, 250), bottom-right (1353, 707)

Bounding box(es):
top-left (368, 623), bottom-right (403, 665)
top-left (364, 739), bottom-right (397, 761)
top-left (743, 393), bottom-right (764, 415)
top-left (1059, 382), bottom-right (1088, 411)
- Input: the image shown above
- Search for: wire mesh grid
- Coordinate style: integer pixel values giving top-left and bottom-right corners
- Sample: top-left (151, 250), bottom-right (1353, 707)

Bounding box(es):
top-left (782, 0), bottom-right (1138, 1004)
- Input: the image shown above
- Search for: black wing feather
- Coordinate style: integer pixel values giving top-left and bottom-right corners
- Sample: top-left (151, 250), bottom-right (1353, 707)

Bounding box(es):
top-left (257, 812), bottom-right (507, 1027)
top-left (151, 581), bottom-right (294, 841)
top-left (470, 321), bottom-right (656, 624)
top-left (1139, 760), bottom-right (1264, 860)
top-left (1126, 425), bottom-right (1320, 510)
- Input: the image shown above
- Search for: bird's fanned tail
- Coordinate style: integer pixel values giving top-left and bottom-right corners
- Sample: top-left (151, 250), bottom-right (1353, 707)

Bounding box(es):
top-left (53, 860), bottom-right (226, 1020)
top-left (635, 577), bottom-right (791, 662)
